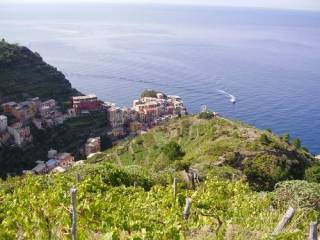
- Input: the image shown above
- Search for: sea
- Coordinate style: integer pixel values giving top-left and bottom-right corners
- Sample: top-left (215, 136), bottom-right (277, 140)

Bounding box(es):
top-left (1, 4), bottom-right (320, 153)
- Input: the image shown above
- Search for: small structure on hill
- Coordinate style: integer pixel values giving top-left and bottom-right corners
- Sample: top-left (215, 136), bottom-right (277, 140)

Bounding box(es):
top-left (29, 150), bottom-right (75, 174)
top-left (85, 137), bottom-right (101, 158)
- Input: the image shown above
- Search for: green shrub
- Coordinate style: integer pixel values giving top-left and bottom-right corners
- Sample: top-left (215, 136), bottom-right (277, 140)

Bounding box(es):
top-left (282, 133), bottom-right (290, 143)
top-left (198, 111), bottom-right (215, 120)
top-left (266, 128), bottom-right (272, 133)
top-left (172, 159), bottom-right (191, 171)
top-left (305, 165), bottom-right (320, 183)
top-left (259, 133), bottom-right (271, 145)
top-left (292, 138), bottom-right (301, 149)
top-left (273, 180), bottom-right (320, 210)
top-left (161, 141), bottom-right (185, 161)
top-left (140, 89), bottom-right (167, 99)
top-left (243, 154), bottom-right (291, 191)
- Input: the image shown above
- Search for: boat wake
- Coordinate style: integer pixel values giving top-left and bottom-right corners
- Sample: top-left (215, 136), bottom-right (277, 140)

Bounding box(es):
top-left (218, 90), bottom-right (236, 104)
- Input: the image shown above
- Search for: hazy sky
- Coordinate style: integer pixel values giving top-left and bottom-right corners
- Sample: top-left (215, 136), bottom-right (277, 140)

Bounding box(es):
top-left (1, 0), bottom-right (320, 11)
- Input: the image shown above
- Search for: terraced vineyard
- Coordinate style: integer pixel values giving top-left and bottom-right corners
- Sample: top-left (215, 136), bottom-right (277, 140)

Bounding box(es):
top-left (1, 115), bottom-right (319, 239)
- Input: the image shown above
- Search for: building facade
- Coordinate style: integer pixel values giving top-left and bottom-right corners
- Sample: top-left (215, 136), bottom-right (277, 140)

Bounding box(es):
top-left (7, 122), bottom-right (32, 146)
top-left (0, 115), bottom-right (8, 132)
top-left (72, 95), bottom-right (101, 113)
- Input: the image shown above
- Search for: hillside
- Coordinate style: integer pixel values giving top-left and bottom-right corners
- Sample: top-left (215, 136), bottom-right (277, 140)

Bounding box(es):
top-left (0, 39), bottom-right (79, 106)
top-left (0, 40), bottom-right (109, 178)
top-left (1, 39), bottom-right (320, 239)
top-left (89, 115), bottom-right (314, 191)
top-left (0, 115), bottom-right (319, 239)
top-left (0, 111), bottom-right (110, 178)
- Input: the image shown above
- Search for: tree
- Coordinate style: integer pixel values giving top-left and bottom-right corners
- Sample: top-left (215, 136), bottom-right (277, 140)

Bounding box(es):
top-left (282, 133), bottom-right (290, 143)
top-left (173, 159), bottom-right (191, 171)
top-left (266, 128), bottom-right (272, 133)
top-left (140, 90), bottom-right (167, 99)
top-left (260, 134), bottom-right (271, 145)
top-left (292, 138), bottom-right (301, 149)
top-left (305, 165), bottom-right (320, 183)
top-left (198, 111), bottom-right (215, 120)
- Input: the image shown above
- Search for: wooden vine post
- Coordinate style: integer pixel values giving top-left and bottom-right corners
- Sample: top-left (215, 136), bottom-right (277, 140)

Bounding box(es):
top-left (272, 207), bottom-right (296, 235)
top-left (76, 173), bottom-right (81, 183)
top-left (70, 187), bottom-right (78, 240)
top-left (191, 172), bottom-right (196, 190)
top-left (173, 178), bottom-right (177, 199)
top-left (183, 198), bottom-right (192, 220)
top-left (308, 222), bottom-right (318, 240)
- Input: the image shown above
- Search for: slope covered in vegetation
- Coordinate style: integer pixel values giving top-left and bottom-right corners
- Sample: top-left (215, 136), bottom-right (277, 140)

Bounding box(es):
top-left (0, 39), bottom-right (79, 106)
top-left (0, 40), bottom-right (110, 178)
top-left (0, 115), bottom-right (318, 239)
top-left (90, 115), bottom-right (314, 191)
top-left (0, 40), bottom-right (319, 239)
top-left (0, 160), bottom-right (319, 239)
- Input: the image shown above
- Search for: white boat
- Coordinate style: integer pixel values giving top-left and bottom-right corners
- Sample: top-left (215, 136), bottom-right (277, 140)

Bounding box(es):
top-left (218, 89), bottom-right (236, 104)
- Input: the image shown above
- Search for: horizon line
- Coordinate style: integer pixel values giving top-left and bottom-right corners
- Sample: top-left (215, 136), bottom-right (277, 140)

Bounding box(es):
top-left (0, 2), bottom-right (319, 13)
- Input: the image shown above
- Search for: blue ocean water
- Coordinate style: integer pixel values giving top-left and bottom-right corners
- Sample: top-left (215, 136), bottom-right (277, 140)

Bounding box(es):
top-left (1, 4), bottom-right (320, 153)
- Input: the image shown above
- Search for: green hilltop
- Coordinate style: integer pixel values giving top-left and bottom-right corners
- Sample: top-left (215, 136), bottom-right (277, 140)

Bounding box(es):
top-left (0, 39), bottom-right (79, 106)
top-left (89, 115), bottom-right (315, 191)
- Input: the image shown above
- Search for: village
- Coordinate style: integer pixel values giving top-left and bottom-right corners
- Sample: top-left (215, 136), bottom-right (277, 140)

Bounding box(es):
top-left (0, 90), bottom-right (187, 175)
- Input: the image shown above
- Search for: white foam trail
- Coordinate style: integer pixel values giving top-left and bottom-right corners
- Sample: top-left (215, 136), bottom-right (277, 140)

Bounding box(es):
top-left (217, 90), bottom-right (236, 103)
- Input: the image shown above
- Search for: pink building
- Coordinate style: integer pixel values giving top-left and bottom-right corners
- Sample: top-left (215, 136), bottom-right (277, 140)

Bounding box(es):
top-left (72, 95), bottom-right (101, 113)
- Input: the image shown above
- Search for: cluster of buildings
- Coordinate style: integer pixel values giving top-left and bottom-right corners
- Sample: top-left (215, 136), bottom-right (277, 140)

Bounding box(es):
top-left (0, 114), bottom-right (32, 147)
top-left (26, 135), bottom-right (102, 175)
top-left (107, 92), bottom-right (187, 138)
top-left (25, 149), bottom-right (75, 175)
top-left (0, 97), bottom-right (76, 147)
top-left (1, 91), bottom-right (186, 176)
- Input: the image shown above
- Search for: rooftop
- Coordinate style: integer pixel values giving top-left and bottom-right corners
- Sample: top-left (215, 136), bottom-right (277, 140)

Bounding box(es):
top-left (52, 166), bottom-right (66, 173)
top-left (2, 102), bottom-right (17, 106)
top-left (42, 99), bottom-right (56, 105)
top-left (47, 159), bottom-right (57, 167)
top-left (56, 152), bottom-right (72, 160)
top-left (32, 163), bottom-right (46, 173)
top-left (72, 94), bottom-right (97, 100)
top-left (87, 137), bottom-right (100, 144)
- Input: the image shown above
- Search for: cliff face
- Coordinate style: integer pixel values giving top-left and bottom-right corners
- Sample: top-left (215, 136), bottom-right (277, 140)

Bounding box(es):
top-left (0, 39), bottom-right (80, 106)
